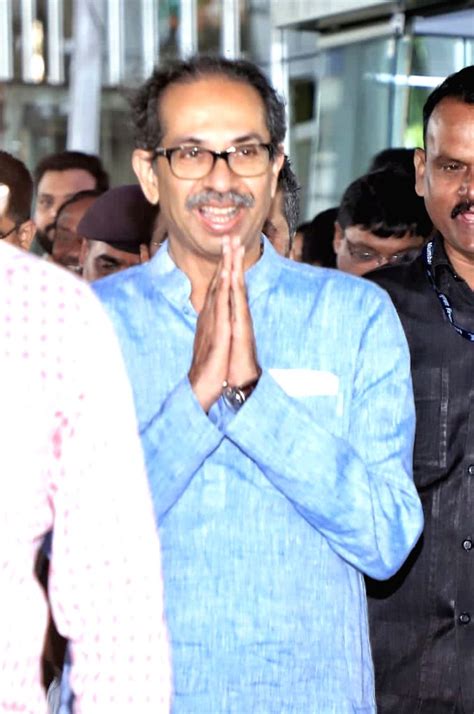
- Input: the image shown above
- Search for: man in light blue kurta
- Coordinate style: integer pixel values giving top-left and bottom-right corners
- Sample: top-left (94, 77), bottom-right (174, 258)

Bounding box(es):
top-left (94, 56), bottom-right (423, 713)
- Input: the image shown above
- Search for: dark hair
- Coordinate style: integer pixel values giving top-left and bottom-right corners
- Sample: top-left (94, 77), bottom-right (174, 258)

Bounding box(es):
top-left (55, 189), bottom-right (103, 224)
top-left (33, 151), bottom-right (110, 193)
top-left (423, 65), bottom-right (474, 145)
top-left (0, 150), bottom-right (33, 224)
top-left (300, 208), bottom-right (338, 267)
top-left (337, 169), bottom-right (432, 239)
top-left (368, 148), bottom-right (415, 182)
top-left (131, 55), bottom-right (286, 153)
top-left (278, 156), bottom-right (300, 236)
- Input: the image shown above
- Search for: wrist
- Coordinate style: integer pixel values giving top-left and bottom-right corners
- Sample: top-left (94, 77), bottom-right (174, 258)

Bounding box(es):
top-left (222, 368), bottom-right (261, 412)
top-left (188, 372), bottom-right (223, 413)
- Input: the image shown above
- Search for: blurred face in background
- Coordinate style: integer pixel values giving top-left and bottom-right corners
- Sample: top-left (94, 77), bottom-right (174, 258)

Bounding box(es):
top-left (0, 184), bottom-right (35, 251)
top-left (34, 170), bottom-right (97, 251)
top-left (263, 189), bottom-right (291, 257)
top-left (52, 196), bottom-right (98, 274)
top-left (333, 223), bottom-right (425, 276)
top-left (80, 240), bottom-right (141, 282)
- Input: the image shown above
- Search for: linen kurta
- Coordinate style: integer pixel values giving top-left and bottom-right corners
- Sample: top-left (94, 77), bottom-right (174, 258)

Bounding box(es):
top-left (95, 238), bottom-right (423, 714)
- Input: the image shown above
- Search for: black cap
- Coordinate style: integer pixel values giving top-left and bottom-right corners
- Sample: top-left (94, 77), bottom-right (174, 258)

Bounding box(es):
top-left (78, 184), bottom-right (158, 254)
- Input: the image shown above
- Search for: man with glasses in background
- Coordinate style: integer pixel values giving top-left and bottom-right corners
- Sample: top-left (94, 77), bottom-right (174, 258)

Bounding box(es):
top-left (94, 55), bottom-right (423, 713)
top-left (0, 151), bottom-right (36, 251)
top-left (333, 168), bottom-right (432, 276)
top-left (50, 190), bottom-right (102, 274)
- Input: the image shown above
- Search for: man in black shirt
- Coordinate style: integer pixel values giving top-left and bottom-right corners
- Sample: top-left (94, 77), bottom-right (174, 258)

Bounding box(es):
top-left (367, 65), bottom-right (474, 713)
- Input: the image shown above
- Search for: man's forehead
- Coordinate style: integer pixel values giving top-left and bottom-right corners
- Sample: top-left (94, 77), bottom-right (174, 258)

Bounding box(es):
top-left (91, 240), bottom-right (139, 260)
top-left (38, 168), bottom-right (96, 193)
top-left (426, 98), bottom-right (474, 150)
top-left (58, 198), bottom-right (96, 227)
top-left (349, 226), bottom-right (423, 246)
top-left (159, 75), bottom-right (268, 143)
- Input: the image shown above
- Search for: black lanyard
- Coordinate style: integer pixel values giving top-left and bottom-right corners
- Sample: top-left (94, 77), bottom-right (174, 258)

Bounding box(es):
top-left (423, 241), bottom-right (474, 343)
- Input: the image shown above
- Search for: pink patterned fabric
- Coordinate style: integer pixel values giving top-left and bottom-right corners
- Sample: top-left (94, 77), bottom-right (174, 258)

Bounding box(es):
top-left (0, 242), bottom-right (171, 713)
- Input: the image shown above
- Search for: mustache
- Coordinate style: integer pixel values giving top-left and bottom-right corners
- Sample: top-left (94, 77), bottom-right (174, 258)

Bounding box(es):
top-left (186, 190), bottom-right (255, 210)
top-left (451, 201), bottom-right (473, 219)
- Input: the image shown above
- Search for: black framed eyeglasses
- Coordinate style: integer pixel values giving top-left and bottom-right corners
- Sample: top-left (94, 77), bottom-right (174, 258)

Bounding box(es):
top-left (0, 224), bottom-right (18, 241)
top-left (345, 236), bottom-right (421, 266)
top-left (152, 143), bottom-right (275, 179)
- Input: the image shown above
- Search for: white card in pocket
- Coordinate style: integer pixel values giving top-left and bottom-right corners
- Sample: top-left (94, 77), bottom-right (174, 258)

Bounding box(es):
top-left (268, 368), bottom-right (339, 397)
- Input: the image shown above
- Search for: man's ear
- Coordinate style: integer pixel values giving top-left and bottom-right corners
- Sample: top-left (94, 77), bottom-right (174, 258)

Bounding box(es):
top-left (333, 221), bottom-right (343, 254)
top-left (270, 147), bottom-right (285, 199)
top-left (414, 148), bottom-right (426, 198)
top-left (132, 149), bottom-right (160, 205)
top-left (79, 238), bottom-right (89, 269)
top-left (17, 219), bottom-right (35, 250)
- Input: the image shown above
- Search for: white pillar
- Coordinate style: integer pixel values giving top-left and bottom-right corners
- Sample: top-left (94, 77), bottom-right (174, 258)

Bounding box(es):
top-left (67, 0), bottom-right (104, 153)
top-left (141, 0), bottom-right (159, 77)
top-left (20, 0), bottom-right (36, 82)
top-left (106, 0), bottom-right (124, 86)
top-left (221, 0), bottom-right (240, 59)
top-left (0, 0), bottom-right (14, 81)
top-left (178, 0), bottom-right (197, 58)
top-left (47, 0), bottom-right (64, 84)
top-left (270, 26), bottom-right (290, 154)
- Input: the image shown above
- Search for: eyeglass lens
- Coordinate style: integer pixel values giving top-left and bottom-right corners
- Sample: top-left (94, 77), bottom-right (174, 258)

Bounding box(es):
top-left (168, 145), bottom-right (270, 179)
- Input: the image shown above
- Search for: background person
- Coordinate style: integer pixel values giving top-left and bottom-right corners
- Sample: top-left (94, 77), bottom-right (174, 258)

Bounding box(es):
top-left (367, 64), bottom-right (474, 714)
top-left (51, 190), bottom-right (101, 274)
top-left (31, 151), bottom-right (109, 257)
top-left (78, 184), bottom-right (158, 281)
top-left (368, 147), bottom-right (416, 178)
top-left (334, 168), bottom-right (432, 276)
top-left (0, 238), bottom-right (171, 712)
top-left (296, 208), bottom-right (338, 267)
top-left (262, 155), bottom-right (300, 257)
top-left (0, 150), bottom-right (36, 250)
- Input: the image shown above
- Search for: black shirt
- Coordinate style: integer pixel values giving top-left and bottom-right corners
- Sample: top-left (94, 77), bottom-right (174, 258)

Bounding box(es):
top-left (366, 236), bottom-right (474, 714)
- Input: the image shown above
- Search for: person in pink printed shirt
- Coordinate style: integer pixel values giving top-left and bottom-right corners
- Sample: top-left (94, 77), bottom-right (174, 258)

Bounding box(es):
top-left (0, 232), bottom-right (171, 712)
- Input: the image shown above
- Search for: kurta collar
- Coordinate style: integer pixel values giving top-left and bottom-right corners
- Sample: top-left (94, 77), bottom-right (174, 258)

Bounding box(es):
top-left (146, 235), bottom-right (283, 313)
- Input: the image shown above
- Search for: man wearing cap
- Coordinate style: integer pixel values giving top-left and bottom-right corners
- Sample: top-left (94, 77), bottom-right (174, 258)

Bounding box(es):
top-left (78, 184), bottom-right (158, 281)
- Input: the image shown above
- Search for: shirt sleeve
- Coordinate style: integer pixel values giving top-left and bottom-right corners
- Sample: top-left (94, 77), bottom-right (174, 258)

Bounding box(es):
top-left (224, 291), bottom-right (424, 581)
top-left (46, 293), bottom-right (172, 713)
top-left (140, 376), bottom-right (224, 521)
